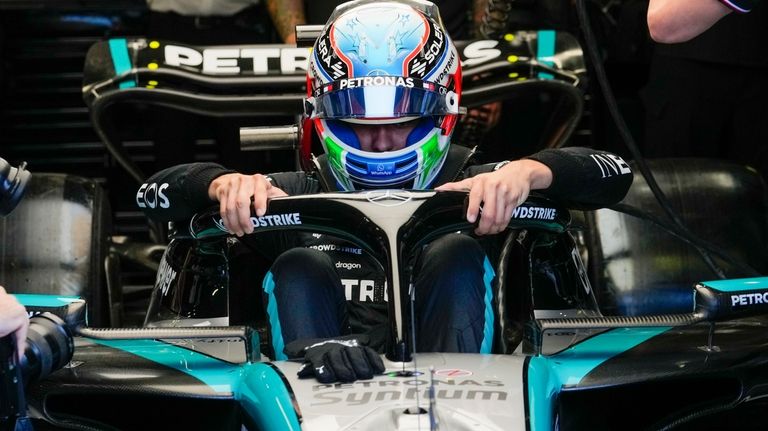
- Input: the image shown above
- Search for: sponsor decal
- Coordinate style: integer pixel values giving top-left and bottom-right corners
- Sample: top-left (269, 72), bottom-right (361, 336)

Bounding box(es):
top-left (511, 206), bottom-right (557, 221)
top-left (335, 261), bottom-right (363, 270)
top-left (435, 368), bottom-right (473, 378)
top-left (316, 32), bottom-right (348, 79)
top-left (136, 182), bottom-right (170, 209)
top-left (307, 244), bottom-right (362, 254)
top-left (408, 20), bottom-right (445, 78)
top-left (338, 76), bottom-right (414, 90)
top-left (214, 213), bottom-right (302, 233)
top-left (461, 40), bottom-right (502, 68)
top-left (434, 50), bottom-right (457, 85)
top-left (341, 279), bottom-right (387, 303)
top-left (731, 292), bottom-right (768, 307)
top-left (591, 154), bottom-right (631, 178)
top-left (163, 44), bottom-right (310, 75)
top-left (368, 161), bottom-right (396, 176)
top-left (249, 213), bottom-right (302, 227)
top-left (155, 256), bottom-right (177, 297)
top-left (310, 379), bottom-right (505, 406)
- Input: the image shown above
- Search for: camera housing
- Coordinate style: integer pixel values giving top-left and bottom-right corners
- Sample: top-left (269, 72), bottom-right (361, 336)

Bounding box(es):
top-left (0, 157), bottom-right (30, 216)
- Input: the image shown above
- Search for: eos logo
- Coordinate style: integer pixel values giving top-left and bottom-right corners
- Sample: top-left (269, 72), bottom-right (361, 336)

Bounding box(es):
top-left (164, 45), bottom-right (310, 75)
top-left (137, 183), bottom-right (170, 209)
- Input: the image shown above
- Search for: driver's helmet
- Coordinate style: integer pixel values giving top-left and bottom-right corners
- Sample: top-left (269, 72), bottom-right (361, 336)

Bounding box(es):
top-left (306, 0), bottom-right (462, 190)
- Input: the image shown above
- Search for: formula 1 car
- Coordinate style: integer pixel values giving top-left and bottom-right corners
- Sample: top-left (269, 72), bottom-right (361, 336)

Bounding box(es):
top-left (11, 189), bottom-right (768, 431)
top-left (5, 6), bottom-right (768, 430)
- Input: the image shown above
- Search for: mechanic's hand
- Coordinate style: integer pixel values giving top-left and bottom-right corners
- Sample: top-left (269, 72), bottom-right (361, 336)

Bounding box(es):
top-left (436, 159), bottom-right (553, 235)
top-left (208, 173), bottom-right (288, 236)
top-left (0, 285), bottom-right (29, 360)
top-left (286, 336), bottom-right (385, 384)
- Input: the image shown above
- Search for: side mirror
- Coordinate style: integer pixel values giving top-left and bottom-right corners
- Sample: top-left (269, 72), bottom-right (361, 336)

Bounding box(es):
top-left (695, 277), bottom-right (768, 321)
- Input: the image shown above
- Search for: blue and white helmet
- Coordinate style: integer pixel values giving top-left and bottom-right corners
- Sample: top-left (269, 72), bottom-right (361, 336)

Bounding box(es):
top-left (306, 0), bottom-right (462, 190)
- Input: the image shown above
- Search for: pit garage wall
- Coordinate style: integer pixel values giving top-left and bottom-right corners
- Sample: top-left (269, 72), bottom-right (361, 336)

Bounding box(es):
top-left (0, 0), bottom-right (151, 238)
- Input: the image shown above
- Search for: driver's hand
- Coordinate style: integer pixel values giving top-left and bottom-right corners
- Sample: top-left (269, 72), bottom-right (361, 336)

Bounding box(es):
top-left (286, 336), bottom-right (385, 384)
top-left (0, 286), bottom-right (29, 361)
top-left (208, 173), bottom-right (288, 236)
top-left (436, 159), bottom-right (553, 235)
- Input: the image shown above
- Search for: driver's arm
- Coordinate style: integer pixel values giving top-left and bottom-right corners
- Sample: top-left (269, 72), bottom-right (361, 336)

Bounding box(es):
top-left (208, 173), bottom-right (288, 237)
top-left (138, 163), bottom-right (320, 234)
top-left (438, 147), bottom-right (633, 235)
top-left (137, 163), bottom-right (236, 222)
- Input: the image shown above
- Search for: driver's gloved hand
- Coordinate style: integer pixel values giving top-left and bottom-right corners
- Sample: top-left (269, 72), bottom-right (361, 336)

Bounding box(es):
top-left (285, 335), bottom-right (385, 383)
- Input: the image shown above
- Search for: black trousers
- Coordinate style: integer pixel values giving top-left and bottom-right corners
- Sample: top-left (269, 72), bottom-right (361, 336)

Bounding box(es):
top-left (262, 234), bottom-right (496, 359)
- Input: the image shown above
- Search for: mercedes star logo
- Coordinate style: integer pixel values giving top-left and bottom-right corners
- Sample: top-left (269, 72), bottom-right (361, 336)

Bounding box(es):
top-left (365, 190), bottom-right (413, 207)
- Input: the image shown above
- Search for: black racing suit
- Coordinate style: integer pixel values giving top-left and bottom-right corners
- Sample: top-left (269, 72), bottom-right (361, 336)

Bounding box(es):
top-left (138, 146), bottom-right (633, 357)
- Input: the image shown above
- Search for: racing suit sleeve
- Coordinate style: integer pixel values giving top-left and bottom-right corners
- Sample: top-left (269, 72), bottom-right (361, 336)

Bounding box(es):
top-left (138, 164), bottom-right (323, 221)
top-left (526, 147), bottom-right (633, 209)
top-left (138, 163), bottom-right (235, 221)
top-left (464, 147), bottom-right (633, 209)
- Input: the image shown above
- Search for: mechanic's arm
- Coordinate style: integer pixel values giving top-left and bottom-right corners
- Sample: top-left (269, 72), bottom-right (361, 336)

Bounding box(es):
top-left (266, 0), bottom-right (307, 44)
top-left (0, 286), bottom-right (28, 360)
top-left (647, 0), bottom-right (739, 43)
top-left (472, 0), bottom-right (489, 37)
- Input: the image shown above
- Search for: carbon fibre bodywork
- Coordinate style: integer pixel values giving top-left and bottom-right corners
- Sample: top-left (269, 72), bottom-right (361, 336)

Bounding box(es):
top-left (18, 191), bottom-right (768, 430)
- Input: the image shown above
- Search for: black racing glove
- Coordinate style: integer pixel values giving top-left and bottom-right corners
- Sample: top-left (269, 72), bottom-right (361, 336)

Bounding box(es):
top-left (285, 335), bottom-right (385, 384)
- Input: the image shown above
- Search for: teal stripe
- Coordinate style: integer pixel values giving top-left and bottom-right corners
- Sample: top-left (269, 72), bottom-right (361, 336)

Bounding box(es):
top-left (14, 294), bottom-right (82, 307)
top-left (92, 338), bottom-right (238, 393)
top-left (480, 256), bottom-right (496, 354)
top-left (262, 271), bottom-right (288, 360)
top-left (108, 38), bottom-right (136, 89)
top-left (701, 277), bottom-right (768, 292)
top-left (536, 30), bottom-right (556, 80)
top-left (239, 363), bottom-right (302, 431)
top-left (91, 338), bottom-right (299, 430)
top-left (527, 327), bottom-right (671, 430)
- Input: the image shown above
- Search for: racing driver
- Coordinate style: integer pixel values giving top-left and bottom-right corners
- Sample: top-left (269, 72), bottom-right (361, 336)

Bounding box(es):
top-left (138, 0), bottom-right (633, 383)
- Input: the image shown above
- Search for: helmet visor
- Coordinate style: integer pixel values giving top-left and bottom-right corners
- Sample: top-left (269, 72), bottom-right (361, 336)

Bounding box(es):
top-left (311, 77), bottom-right (459, 120)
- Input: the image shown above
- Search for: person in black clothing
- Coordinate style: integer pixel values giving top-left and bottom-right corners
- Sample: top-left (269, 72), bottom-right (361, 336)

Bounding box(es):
top-left (648, 0), bottom-right (758, 43)
top-left (140, 1), bottom-right (633, 383)
top-left (642, 0), bottom-right (768, 182)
